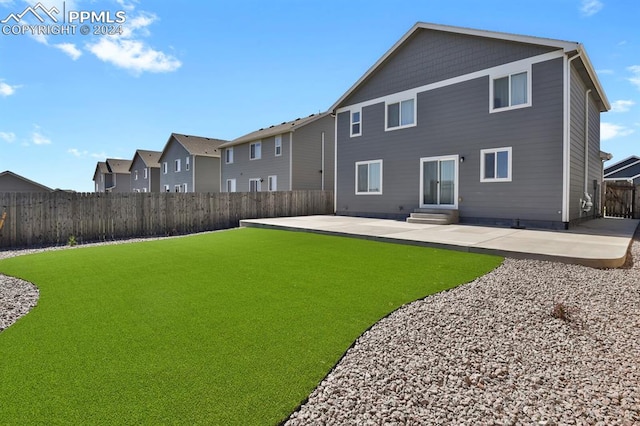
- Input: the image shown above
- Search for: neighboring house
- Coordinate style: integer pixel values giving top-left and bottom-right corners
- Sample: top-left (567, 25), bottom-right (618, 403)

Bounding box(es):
top-left (93, 161), bottom-right (110, 192)
top-left (158, 133), bottom-right (227, 193)
top-left (106, 158), bottom-right (132, 193)
top-left (219, 113), bottom-right (334, 193)
top-left (93, 159), bottom-right (132, 193)
top-left (604, 155), bottom-right (640, 185)
top-left (331, 22), bottom-right (610, 230)
top-left (130, 150), bottom-right (162, 192)
top-left (0, 170), bottom-right (52, 192)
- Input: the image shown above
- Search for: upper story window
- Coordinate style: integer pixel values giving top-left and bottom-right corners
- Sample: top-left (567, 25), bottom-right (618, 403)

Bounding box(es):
top-left (225, 147), bottom-right (234, 164)
top-left (250, 142), bottom-right (262, 160)
top-left (143, 168), bottom-right (148, 179)
top-left (351, 109), bottom-right (361, 137)
top-left (491, 70), bottom-right (530, 112)
top-left (175, 159), bottom-right (181, 172)
top-left (162, 162), bottom-right (168, 174)
top-left (386, 98), bottom-right (415, 130)
top-left (275, 135), bottom-right (282, 156)
top-left (185, 157), bottom-right (190, 171)
top-left (226, 179), bottom-right (236, 193)
top-left (481, 147), bottom-right (512, 182)
top-left (134, 170), bottom-right (138, 180)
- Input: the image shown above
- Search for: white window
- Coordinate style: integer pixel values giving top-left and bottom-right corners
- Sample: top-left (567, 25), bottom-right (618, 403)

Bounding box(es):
top-left (250, 142), bottom-right (261, 160)
top-left (249, 178), bottom-right (261, 192)
top-left (226, 179), bottom-right (236, 192)
top-left (164, 184), bottom-right (170, 192)
top-left (351, 109), bottom-right (361, 137)
top-left (355, 160), bottom-right (383, 195)
top-left (175, 159), bottom-right (181, 172)
top-left (163, 162), bottom-right (168, 174)
top-left (183, 183), bottom-right (188, 192)
top-left (134, 170), bottom-right (138, 180)
top-left (386, 98), bottom-right (415, 130)
top-left (481, 147), bottom-right (512, 182)
top-left (143, 168), bottom-right (148, 179)
top-left (491, 70), bottom-right (530, 112)
top-left (268, 175), bottom-right (277, 191)
top-left (275, 135), bottom-right (282, 156)
top-left (142, 187), bottom-right (147, 193)
top-left (225, 147), bottom-right (234, 164)
top-left (186, 157), bottom-right (190, 171)
top-left (174, 184), bottom-right (181, 192)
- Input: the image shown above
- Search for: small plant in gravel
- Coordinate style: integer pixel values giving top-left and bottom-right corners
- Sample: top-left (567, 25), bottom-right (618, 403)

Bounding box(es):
top-left (67, 235), bottom-right (77, 247)
top-left (551, 302), bottom-right (582, 327)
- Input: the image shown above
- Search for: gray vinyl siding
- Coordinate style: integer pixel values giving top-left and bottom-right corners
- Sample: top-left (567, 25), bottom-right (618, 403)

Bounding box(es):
top-left (336, 58), bottom-right (566, 227)
top-left (344, 29), bottom-right (557, 106)
top-left (130, 156), bottom-right (154, 192)
top-left (221, 133), bottom-right (291, 192)
top-left (568, 63), bottom-right (602, 222)
top-left (109, 173), bottom-right (131, 193)
top-left (194, 156), bottom-right (220, 193)
top-left (291, 115), bottom-right (335, 190)
top-left (159, 141), bottom-right (191, 192)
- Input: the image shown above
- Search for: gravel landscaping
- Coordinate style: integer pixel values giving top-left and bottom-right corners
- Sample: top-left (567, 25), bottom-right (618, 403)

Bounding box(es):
top-left (1, 234), bottom-right (639, 424)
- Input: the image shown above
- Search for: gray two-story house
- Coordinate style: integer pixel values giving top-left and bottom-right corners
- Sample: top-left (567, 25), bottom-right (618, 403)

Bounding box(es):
top-left (93, 159), bottom-right (132, 193)
top-left (158, 133), bottom-right (227, 193)
top-left (219, 113), bottom-right (334, 192)
top-left (130, 150), bottom-right (162, 192)
top-left (332, 22), bottom-right (610, 229)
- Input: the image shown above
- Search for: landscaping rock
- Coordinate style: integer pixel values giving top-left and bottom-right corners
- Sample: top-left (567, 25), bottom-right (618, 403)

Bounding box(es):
top-left (286, 238), bottom-right (640, 425)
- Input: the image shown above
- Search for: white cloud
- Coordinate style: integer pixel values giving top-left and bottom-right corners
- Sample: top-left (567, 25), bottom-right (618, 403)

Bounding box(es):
top-left (628, 65), bottom-right (640, 90)
top-left (68, 148), bottom-right (108, 159)
top-left (601, 122), bottom-right (634, 141)
top-left (0, 80), bottom-right (20, 96)
top-left (0, 132), bottom-right (16, 143)
top-left (53, 43), bottom-right (82, 60)
top-left (597, 69), bottom-right (614, 75)
top-left (31, 128), bottom-right (52, 145)
top-left (610, 100), bottom-right (635, 113)
top-left (580, 0), bottom-right (603, 16)
top-left (85, 9), bottom-right (181, 75)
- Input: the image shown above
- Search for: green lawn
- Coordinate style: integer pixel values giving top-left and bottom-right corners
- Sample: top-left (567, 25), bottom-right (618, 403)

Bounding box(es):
top-left (0, 228), bottom-right (502, 424)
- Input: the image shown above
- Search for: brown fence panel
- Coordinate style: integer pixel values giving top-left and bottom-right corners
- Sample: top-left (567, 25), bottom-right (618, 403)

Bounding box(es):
top-left (0, 190), bottom-right (334, 249)
top-left (604, 182), bottom-right (638, 219)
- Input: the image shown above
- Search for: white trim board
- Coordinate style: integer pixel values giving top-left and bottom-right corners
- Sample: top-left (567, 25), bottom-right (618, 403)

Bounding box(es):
top-left (335, 51), bottom-right (564, 114)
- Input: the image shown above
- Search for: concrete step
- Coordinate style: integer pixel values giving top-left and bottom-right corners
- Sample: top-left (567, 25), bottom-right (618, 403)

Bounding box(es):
top-left (406, 208), bottom-right (459, 225)
top-left (406, 216), bottom-right (451, 225)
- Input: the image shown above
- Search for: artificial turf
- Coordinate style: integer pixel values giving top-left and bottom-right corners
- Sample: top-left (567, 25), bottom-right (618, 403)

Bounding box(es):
top-left (0, 227), bottom-right (502, 424)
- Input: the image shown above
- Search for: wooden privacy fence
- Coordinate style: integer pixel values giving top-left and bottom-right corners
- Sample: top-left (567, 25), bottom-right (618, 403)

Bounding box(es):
top-left (604, 182), bottom-right (638, 219)
top-left (0, 190), bottom-right (334, 249)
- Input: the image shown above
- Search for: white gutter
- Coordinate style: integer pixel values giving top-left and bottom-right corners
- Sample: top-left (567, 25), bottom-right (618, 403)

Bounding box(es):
top-left (321, 131), bottom-right (325, 191)
top-left (333, 112), bottom-right (338, 213)
top-left (562, 53), bottom-right (582, 223)
top-left (289, 131), bottom-right (293, 191)
top-left (582, 89), bottom-right (593, 213)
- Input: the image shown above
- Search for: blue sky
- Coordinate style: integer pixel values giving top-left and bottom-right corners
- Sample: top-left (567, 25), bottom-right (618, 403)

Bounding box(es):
top-left (0, 0), bottom-right (638, 192)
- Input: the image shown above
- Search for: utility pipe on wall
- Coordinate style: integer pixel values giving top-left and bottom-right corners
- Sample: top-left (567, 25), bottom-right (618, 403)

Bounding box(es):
top-left (582, 89), bottom-right (593, 213)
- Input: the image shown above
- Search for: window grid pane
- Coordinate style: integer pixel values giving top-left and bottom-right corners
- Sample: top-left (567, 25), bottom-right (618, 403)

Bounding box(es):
top-left (510, 72), bottom-right (527, 105)
top-left (496, 151), bottom-right (509, 178)
top-left (387, 103), bottom-right (400, 128)
top-left (484, 152), bottom-right (496, 179)
top-left (400, 99), bottom-right (414, 126)
top-left (357, 164), bottom-right (368, 192)
top-left (494, 77), bottom-right (509, 108)
top-left (368, 163), bottom-right (381, 192)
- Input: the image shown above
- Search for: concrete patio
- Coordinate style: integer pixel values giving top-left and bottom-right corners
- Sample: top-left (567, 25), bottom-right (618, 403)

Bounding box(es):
top-left (240, 215), bottom-right (639, 268)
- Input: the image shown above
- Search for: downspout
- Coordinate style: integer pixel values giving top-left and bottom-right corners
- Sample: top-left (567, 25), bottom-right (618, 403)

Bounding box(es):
top-left (192, 155), bottom-right (196, 193)
top-left (581, 89), bottom-right (593, 213)
top-left (563, 53), bottom-right (582, 224)
top-left (333, 111), bottom-right (338, 213)
top-left (289, 132), bottom-right (293, 191)
top-left (321, 131), bottom-right (325, 191)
